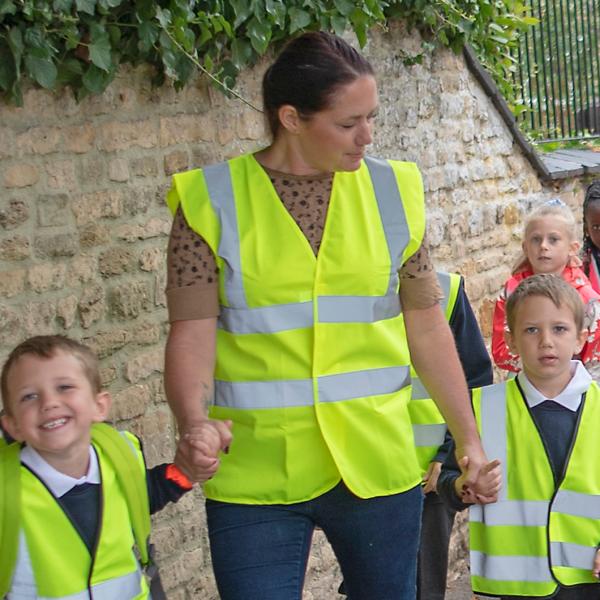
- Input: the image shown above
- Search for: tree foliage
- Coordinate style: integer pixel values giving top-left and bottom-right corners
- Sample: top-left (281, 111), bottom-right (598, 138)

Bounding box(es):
top-left (0, 0), bottom-right (536, 106)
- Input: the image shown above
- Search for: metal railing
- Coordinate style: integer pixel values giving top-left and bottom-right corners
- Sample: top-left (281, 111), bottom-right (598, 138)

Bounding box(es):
top-left (516, 0), bottom-right (600, 142)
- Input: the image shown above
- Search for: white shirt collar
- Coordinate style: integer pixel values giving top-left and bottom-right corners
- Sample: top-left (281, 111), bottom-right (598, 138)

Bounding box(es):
top-left (517, 360), bottom-right (591, 412)
top-left (20, 445), bottom-right (100, 498)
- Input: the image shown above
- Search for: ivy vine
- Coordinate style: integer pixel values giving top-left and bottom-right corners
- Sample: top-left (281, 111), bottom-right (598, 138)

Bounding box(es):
top-left (0, 0), bottom-right (536, 108)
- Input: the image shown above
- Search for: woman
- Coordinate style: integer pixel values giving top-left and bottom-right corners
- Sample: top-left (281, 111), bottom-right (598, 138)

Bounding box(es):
top-left (164, 31), bottom-right (494, 600)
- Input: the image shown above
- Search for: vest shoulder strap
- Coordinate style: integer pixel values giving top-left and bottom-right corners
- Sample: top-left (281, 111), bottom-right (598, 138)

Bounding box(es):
top-left (0, 441), bottom-right (21, 598)
top-left (90, 423), bottom-right (151, 565)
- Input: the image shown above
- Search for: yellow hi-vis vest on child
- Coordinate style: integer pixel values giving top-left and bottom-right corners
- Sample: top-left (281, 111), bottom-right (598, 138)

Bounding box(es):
top-left (0, 424), bottom-right (151, 599)
top-left (408, 271), bottom-right (461, 474)
top-left (167, 154), bottom-right (426, 504)
top-left (469, 380), bottom-right (600, 597)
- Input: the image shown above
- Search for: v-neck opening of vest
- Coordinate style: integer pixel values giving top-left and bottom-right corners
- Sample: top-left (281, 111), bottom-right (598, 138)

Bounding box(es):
top-left (251, 154), bottom-right (337, 262)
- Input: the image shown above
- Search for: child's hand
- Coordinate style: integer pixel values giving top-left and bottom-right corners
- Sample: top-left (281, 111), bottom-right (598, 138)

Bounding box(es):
top-left (422, 461), bottom-right (442, 494)
top-left (592, 546), bottom-right (600, 579)
top-left (455, 456), bottom-right (501, 504)
top-left (175, 419), bottom-right (233, 483)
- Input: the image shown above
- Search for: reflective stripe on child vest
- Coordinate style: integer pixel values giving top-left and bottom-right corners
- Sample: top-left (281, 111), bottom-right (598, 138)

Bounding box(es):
top-left (469, 380), bottom-right (600, 597)
top-left (13, 433), bottom-right (148, 599)
top-left (408, 271), bottom-right (461, 474)
top-left (167, 154), bottom-right (426, 503)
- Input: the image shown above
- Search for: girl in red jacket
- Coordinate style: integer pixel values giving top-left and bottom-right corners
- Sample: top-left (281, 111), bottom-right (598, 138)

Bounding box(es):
top-left (492, 198), bottom-right (600, 376)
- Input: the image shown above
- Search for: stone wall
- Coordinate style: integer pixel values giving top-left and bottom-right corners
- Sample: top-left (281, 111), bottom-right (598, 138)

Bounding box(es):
top-left (0, 22), bottom-right (592, 599)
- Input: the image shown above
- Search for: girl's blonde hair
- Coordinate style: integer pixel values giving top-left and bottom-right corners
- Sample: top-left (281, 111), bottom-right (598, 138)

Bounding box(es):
top-left (512, 199), bottom-right (577, 274)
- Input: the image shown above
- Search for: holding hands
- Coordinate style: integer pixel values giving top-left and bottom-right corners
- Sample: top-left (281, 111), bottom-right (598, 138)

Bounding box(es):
top-left (454, 455), bottom-right (502, 505)
top-left (174, 419), bottom-right (233, 483)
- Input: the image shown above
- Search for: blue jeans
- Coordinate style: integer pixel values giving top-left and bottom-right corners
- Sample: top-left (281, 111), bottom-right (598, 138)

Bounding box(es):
top-left (206, 482), bottom-right (423, 600)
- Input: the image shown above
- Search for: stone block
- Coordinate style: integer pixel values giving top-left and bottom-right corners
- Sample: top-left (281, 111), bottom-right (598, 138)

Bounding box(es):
top-left (99, 247), bottom-right (135, 276)
top-left (97, 119), bottom-right (159, 152)
top-left (64, 124), bottom-right (96, 154)
top-left (0, 199), bottom-right (29, 229)
top-left (3, 163), bottom-right (39, 188)
top-left (478, 297), bottom-right (496, 339)
top-left (23, 300), bottom-right (56, 336)
top-left (34, 233), bottom-right (79, 258)
top-left (56, 295), bottom-right (78, 329)
top-left (0, 303), bottom-right (23, 346)
top-left (65, 256), bottom-right (97, 286)
top-left (37, 194), bottom-right (70, 227)
top-left (130, 156), bottom-right (159, 178)
top-left (111, 384), bottom-right (151, 420)
top-left (46, 159), bottom-right (77, 190)
top-left (79, 156), bottom-right (106, 186)
top-left (79, 223), bottom-right (112, 248)
top-left (164, 150), bottom-right (189, 176)
top-left (124, 347), bottom-right (163, 383)
top-left (15, 126), bottom-right (62, 156)
top-left (0, 235), bottom-right (30, 261)
top-left (159, 114), bottom-right (216, 146)
top-left (78, 283), bottom-right (106, 328)
top-left (83, 328), bottom-right (130, 358)
top-left (0, 269), bottom-right (26, 298)
top-left (109, 280), bottom-right (152, 319)
top-left (28, 263), bottom-right (67, 293)
top-left (108, 158), bottom-right (130, 182)
top-left (72, 190), bottom-right (124, 225)
top-left (130, 320), bottom-right (161, 346)
top-left (139, 247), bottom-right (162, 272)
top-left (116, 218), bottom-right (170, 242)
top-left (123, 187), bottom-right (153, 216)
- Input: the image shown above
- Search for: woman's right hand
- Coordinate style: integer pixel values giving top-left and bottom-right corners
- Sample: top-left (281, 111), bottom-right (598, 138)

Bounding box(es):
top-left (174, 419), bottom-right (233, 483)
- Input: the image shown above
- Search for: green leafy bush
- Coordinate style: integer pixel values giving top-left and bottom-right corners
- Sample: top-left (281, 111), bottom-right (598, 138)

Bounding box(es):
top-left (0, 0), bottom-right (535, 106)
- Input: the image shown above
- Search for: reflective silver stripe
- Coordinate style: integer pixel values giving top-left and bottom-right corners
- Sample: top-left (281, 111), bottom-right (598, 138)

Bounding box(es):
top-left (219, 301), bottom-right (313, 334)
top-left (318, 366), bottom-right (410, 403)
top-left (470, 500), bottom-right (549, 526)
top-left (364, 156), bottom-right (410, 294)
top-left (215, 378), bottom-right (313, 409)
top-left (470, 551), bottom-right (552, 582)
top-left (37, 569), bottom-right (142, 600)
top-left (412, 423), bottom-right (447, 447)
top-left (552, 489), bottom-right (600, 519)
top-left (318, 293), bottom-right (401, 323)
top-left (203, 161), bottom-right (247, 308)
top-left (437, 271), bottom-right (451, 315)
top-left (215, 366), bottom-right (410, 409)
top-left (411, 378), bottom-right (428, 400)
top-left (550, 541), bottom-right (597, 570)
top-left (480, 383), bottom-right (508, 501)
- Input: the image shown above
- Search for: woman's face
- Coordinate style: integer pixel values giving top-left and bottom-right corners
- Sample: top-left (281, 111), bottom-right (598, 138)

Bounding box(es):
top-left (292, 75), bottom-right (378, 173)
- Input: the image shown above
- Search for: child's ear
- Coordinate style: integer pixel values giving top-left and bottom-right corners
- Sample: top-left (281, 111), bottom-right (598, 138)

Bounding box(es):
top-left (575, 329), bottom-right (587, 356)
top-left (504, 330), bottom-right (517, 354)
top-left (1, 413), bottom-right (23, 442)
top-left (569, 239), bottom-right (581, 256)
top-left (92, 391), bottom-right (112, 423)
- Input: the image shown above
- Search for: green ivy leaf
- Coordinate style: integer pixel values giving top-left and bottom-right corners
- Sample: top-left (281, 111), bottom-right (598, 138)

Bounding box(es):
top-left (138, 20), bottom-right (159, 53)
top-left (76, 0), bottom-right (96, 15)
top-left (231, 0), bottom-right (252, 28)
top-left (53, 0), bottom-right (73, 10)
top-left (333, 0), bottom-right (354, 17)
top-left (231, 37), bottom-right (252, 69)
top-left (247, 16), bottom-right (271, 54)
top-left (89, 26), bottom-right (112, 71)
top-left (24, 51), bottom-right (57, 88)
top-left (0, 0), bottom-right (17, 17)
top-left (82, 62), bottom-right (113, 92)
top-left (265, 0), bottom-right (286, 28)
top-left (288, 7), bottom-right (311, 34)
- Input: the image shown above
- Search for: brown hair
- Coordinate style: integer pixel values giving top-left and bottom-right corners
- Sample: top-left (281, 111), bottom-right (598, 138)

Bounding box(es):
top-left (505, 273), bottom-right (584, 333)
top-left (512, 199), bottom-right (577, 274)
top-left (262, 31), bottom-right (374, 138)
top-left (1, 335), bottom-right (101, 414)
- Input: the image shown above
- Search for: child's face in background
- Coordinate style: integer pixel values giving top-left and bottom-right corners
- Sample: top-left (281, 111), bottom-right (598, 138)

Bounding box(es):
top-left (506, 295), bottom-right (586, 397)
top-left (0, 350), bottom-right (110, 476)
top-left (585, 202), bottom-right (600, 251)
top-left (523, 216), bottom-right (579, 275)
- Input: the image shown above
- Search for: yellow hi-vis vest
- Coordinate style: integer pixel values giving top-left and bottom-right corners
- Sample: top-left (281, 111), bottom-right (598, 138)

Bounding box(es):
top-left (408, 271), bottom-right (461, 474)
top-left (7, 432), bottom-right (149, 599)
top-left (167, 153), bottom-right (425, 503)
top-left (469, 380), bottom-right (600, 597)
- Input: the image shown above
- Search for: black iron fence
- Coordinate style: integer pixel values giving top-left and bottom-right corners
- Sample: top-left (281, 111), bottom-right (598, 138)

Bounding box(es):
top-left (516, 0), bottom-right (600, 142)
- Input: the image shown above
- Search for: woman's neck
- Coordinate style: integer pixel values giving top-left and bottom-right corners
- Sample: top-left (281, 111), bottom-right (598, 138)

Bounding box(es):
top-left (255, 139), bottom-right (330, 177)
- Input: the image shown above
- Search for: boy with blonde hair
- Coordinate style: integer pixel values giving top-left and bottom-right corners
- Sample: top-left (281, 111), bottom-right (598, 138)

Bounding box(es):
top-left (439, 274), bottom-right (600, 599)
top-left (0, 335), bottom-right (193, 599)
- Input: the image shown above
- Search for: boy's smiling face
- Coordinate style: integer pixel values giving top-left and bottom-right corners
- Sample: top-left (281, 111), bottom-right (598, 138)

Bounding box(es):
top-left (1, 350), bottom-right (110, 476)
top-left (505, 295), bottom-right (586, 398)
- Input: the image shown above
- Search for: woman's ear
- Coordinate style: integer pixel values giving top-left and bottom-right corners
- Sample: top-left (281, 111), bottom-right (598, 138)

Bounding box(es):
top-left (277, 105), bottom-right (301, 134)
